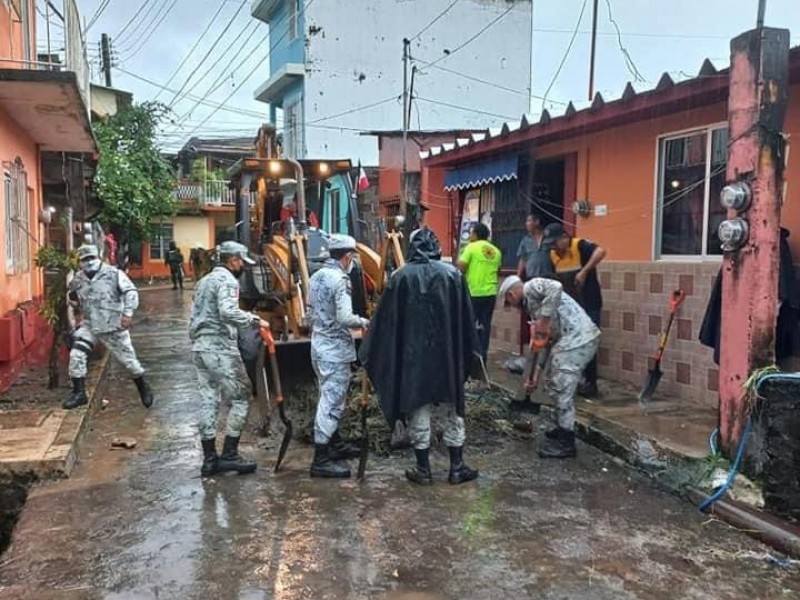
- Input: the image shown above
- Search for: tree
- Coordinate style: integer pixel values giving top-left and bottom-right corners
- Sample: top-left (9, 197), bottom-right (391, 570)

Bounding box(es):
top-left (93, 102), bottom-right (176, 244)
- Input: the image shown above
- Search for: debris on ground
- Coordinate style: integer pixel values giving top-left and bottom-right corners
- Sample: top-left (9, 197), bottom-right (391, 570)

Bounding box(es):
top-left (255, 377), bottom-right (537, 455)
top-left (110, 437), bottom-right (137, 450)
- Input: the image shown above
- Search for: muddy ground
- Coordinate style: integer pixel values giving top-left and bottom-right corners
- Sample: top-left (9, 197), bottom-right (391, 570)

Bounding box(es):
top-left (0, 364), bottom-right (69, 411)
top-left (0, 289), bottom-right (798, 599)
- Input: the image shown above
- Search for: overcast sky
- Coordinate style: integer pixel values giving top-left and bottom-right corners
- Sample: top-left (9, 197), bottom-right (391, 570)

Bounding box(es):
top-left (63, 0), bottom-right (800, 157)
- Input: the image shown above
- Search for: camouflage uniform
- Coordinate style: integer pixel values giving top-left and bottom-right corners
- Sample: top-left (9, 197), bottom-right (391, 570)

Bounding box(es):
top-left (68, 263), bottom-right (144, 379)
top-left (522, 278), bottom-right (600, 431)
top-left (408, 404), bottom-right (465, 450)
top-left (189, 266), bottom-right (261, 440)
top-left (308, 258), bottom-right (369, 444)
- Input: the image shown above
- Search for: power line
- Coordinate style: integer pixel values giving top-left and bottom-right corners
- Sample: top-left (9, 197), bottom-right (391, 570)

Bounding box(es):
top-left (116, 0), bottom-right (161, 47)
top-left (179, 0), bottom-right (319, 140)
top-left (305, 96), bottom-right (400, 125)
top-left (413, 58), bottom-right (568, 107)
top-left (415, 97), bottom-right (517, 121)
top-left (114, 66), bottom-right (265, 118)
top-left (121, 0), bottom-right (181, 61)
top-left (604, 0), bottom-right (646, 83)
top-left (416, 2), bottom-right (516, 72)
top-left (168, 21), bottom-right (260, 120)
top-left (165, 0), bottom-right (249, 108)
top-left (84, 0), bottom-right (112, 34)
top-left (153, 1), bottom-right (229, 101)
top-left (541, 0), bottom-right (589, 112)
top-left (409, 0), bottom-right (461, 41)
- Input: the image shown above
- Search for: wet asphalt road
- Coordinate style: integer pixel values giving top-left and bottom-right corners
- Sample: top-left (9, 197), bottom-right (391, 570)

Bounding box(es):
top-left (0, 288), bottom-right (798, 600)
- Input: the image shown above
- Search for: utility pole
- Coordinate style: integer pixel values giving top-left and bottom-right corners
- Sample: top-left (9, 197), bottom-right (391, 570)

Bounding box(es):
top-left (718, 24), bottom-right (789, 454)
top-left (401, 38), bottom-right (411, 239)
top-left (588, 0), bottom-right (599, 100)
top-left (100, 33), bottom-right (112, 87)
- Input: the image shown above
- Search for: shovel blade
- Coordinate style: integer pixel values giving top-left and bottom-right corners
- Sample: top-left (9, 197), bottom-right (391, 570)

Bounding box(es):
top-left (274, 405), bottom-right (292, 472)
top-left (638, 367), bottom-right (663, 405)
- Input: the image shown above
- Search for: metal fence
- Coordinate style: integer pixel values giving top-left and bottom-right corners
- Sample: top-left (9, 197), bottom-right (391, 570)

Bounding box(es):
top-left (173, 180), bottom-right (239, 206)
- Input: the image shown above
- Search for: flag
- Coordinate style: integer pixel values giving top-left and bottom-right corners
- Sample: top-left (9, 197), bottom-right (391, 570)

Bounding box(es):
top-left (357, 163), bottom-right (370, 192)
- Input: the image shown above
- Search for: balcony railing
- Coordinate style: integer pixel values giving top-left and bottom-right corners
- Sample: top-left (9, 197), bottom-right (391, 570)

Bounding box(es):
top-left (174, 180), bottom-right (244, 207)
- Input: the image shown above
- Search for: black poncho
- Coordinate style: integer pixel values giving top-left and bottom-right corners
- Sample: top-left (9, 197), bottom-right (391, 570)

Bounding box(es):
top-left (359, 228), bottom-right (478, 428)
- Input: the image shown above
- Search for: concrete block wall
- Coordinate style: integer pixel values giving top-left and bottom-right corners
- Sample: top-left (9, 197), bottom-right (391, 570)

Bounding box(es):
top-left (490, 261), bottom-right (722, 407)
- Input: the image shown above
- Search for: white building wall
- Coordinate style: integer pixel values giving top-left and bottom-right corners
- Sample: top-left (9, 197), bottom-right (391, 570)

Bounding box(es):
top-left (302, 0), bottom-right (532, 162)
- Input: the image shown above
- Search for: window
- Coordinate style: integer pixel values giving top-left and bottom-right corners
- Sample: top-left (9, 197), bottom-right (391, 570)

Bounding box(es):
top-left (4, 159), bottom-right (30, 274)
top-left (288, 0), bottom-right (298, 41)
top-left (284, 98), bottom-right (303, 158)
top-left (656, 125), bottom-right (728, 257)
top-left (149, 224), bottom-right (174, 261)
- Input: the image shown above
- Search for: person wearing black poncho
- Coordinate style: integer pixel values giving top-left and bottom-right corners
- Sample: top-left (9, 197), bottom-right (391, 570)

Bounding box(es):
top-left (359, 228), bottom-right (479, 485)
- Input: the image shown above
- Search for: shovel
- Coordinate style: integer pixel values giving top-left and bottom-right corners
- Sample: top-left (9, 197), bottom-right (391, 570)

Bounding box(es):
top-left (356, 369), bottom-right (371, 481)
top-left (259, 327), bottom-right (292, 472)
top-left (638, 290), bottom-right (686, 406)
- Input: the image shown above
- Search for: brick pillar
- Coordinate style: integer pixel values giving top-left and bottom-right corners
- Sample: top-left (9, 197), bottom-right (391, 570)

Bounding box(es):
top-left (719, 27), bottom-right (791, 454)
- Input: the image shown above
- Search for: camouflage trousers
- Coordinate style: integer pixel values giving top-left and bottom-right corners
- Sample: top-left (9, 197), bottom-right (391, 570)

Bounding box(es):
top-left (193, 351), bottom-right (250, 440)
top-left (312, 359), bottom-right (351, 444)
top-left (68, 325), bottom-right (144, 379)
top-left (408, 403), bottom-right (465, 450)
top-left (548, 339), bottom-right (600, 431)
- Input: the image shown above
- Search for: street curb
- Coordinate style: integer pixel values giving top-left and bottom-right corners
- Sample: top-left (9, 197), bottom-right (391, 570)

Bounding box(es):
top-left (489, 380), bottom-right (708, 490)
top-left (58, 350), bottom-right (111, 478)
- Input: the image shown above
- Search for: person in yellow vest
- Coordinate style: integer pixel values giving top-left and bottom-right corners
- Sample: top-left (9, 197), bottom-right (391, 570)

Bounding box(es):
top-left (457, 223), bottom-right (502, 364)
top-left (544, 223), bottom-right (607, 398)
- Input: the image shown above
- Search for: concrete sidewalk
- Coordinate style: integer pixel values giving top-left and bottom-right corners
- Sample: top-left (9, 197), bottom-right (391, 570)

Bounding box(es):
top-left (0, 355), bottom-right (108, 479)
top-left (486, 349), bottom-right (718, 475)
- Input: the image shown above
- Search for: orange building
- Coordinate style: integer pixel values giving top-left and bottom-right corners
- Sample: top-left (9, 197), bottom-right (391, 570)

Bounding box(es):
top-left (0, 0), bottom-right (96, 391)
top-left (422, 48), bottom-right (800, 406)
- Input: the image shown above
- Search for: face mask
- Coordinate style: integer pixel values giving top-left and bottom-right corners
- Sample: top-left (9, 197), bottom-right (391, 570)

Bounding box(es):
top-left (82, 259), bottom-right (101, 274)
top-left (345, 254), bottom-right (356, 274)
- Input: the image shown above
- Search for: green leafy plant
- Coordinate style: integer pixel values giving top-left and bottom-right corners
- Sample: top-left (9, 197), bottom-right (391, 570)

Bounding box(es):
top-left (34, 246), bottom-right (78, 388)
top-left (93, 102), bottom-right (177, 244)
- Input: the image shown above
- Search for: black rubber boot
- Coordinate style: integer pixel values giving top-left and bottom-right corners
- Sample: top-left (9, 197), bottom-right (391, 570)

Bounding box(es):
top-left (329, 431), bottom-right (360, 460)
top-left (310, 443), bottom-right (351, 478)
top-left (448, 446), bottom-right (478, 485)
top-left (133, 377), bottom-right (154, 408)
top-left (216, 436), bottom-right (257, 474)
top-left (405, 448), bottom-right (433, 485)
top-left (577, 381), bottom-right (598, 398)
top-left (538, 427), bottom-right (577, 459)
top-left (544, 427), bottom-right (560, 440)
top-left (62, 378), bottom-right (88, 410)
top-left (201, 438), bottom-right (219, 477)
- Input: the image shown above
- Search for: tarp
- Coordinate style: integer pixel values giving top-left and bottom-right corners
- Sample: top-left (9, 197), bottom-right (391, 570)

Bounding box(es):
top-left (359, 228), bottom-right (478, 427)
top-left (444, 154), bottom-right (518, 191)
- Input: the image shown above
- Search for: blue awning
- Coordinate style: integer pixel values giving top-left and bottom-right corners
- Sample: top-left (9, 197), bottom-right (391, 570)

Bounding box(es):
top-left (444, 154), bottom-right (518, 191)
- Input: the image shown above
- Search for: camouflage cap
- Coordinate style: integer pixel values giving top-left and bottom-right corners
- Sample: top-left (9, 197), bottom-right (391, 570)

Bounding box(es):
top-left (217, 241), bottom-right (256, 265)
top-left (76, 244), bottom-right (99, 260)
top-left (328, 234), bottom-right (357, 252)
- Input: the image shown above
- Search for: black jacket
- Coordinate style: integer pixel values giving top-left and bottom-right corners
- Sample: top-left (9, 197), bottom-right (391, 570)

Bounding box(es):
top-left (699, 228), bottom-right (800, 363)
top-left (358, 228), bottom-right (478, 427)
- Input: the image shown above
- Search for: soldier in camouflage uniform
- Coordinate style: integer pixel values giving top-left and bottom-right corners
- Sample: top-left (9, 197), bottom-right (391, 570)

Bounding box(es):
top-left (308, 234), bottom-right (370, 479)
top-left (189, 241), bottom-right (270, 477)
top-left (65, 244), bottom-right (154, 410)
top-left (500, 275), bottom-right (600, 458)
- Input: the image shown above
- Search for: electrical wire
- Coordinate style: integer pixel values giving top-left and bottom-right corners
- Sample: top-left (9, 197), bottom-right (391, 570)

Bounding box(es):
top-left (541, 0), bottom-right (589, 112)
top-left (84, 0), bottom-right (112, 34)
top-left (178, 0), bottom-right (319, 140)
top-left (413, 59), bottom-right (568, 107)
top-left (604, 0), bottom-right (647, 83)
top-left (121, 0), bottom-right (181, 61)
top-left (165, 0), bottom-right (249, 109)
top-left (167, 21), bottom-right (262, 125)
top-left (416, 2), bottom-right (516, 72)
top-left (415, 97), bottom-right (517, 121)
top-left (115, 0), bottom-right (161, 47)
top-left (409, 0), bottom-right (461, 41)
top-left (153, 1), bottom-right (229, 100)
